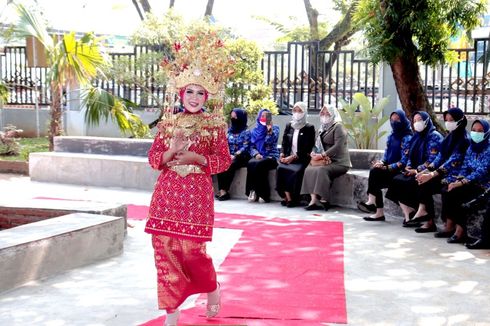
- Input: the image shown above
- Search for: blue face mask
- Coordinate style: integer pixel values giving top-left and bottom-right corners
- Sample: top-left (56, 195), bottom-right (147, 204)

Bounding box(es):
top-left (470, 131), bottom-right (486, 143)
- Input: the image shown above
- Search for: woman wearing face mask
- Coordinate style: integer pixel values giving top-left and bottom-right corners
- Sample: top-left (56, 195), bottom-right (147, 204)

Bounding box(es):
top-left (405, 108), bottom-right (470, 233)
top-left (385, 111), bottom-right (443, 225)
top-left (359, 109), bottom-right (413, 221)
top-left (246, 109), bottom-right (280, 203)
top-left (438, 119), bottom-right (490, 244)
top-left (275, 102), bottom-right (316, 207)
top-left (301, 104), bottom-right (351, 210)
top-left (215, 108), bottom-right (251, 201)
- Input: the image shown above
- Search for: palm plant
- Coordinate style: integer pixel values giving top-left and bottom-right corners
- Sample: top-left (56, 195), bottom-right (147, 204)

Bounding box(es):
top-left (339, 92), bottom-right (390, 149)
top-left (14, 3), bottom-right (147, 150)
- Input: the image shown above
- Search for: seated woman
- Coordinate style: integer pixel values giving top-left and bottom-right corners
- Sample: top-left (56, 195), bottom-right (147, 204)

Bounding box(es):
top-left (385, 111), bottom-right (443, 225)
top-left (301, 104), bottom-right (351, 211)
top-left (463, 188), bottom-right (490, 249)
top-left (359, 109), bottom-right (412, 221)
top-left (410, 108), bottom-right (470, 233)
top-left (276, 102), bottom-right (315, 207)
top-left (246, 109), bottom-right (280, 203)
top-left (438, 119), bottom-right (490, 243)
top-left (216, 108), bottom-right (251, 201)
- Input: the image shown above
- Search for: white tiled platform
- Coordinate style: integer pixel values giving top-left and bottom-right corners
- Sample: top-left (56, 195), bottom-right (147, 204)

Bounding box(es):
top-left (0, 173), bottom-right (489, 326)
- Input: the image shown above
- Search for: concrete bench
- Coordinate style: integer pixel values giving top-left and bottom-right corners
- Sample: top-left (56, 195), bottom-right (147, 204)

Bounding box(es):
top-left (0, 213), bottom-right (126, 293)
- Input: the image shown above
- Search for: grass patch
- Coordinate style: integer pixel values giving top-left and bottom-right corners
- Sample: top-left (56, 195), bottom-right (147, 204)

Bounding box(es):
top-left (0, 137), bottom-right (49, 161)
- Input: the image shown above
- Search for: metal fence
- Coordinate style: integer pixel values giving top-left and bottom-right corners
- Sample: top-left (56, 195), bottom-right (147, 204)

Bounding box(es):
top-left (2, 39), bottom-right (490, 115)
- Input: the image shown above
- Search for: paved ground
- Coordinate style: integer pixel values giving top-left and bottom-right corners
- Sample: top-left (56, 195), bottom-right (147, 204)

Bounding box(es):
top-left (0, 173), bottom-right (489, 326)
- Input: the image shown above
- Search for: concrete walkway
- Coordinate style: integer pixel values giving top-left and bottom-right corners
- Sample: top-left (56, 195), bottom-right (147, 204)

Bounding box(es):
top-left (0, 173), bottom-right (489, 326)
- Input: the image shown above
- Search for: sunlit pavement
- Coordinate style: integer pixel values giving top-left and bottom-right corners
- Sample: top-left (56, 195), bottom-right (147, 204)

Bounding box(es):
top-left (0, 173), bottom-right (489, 326)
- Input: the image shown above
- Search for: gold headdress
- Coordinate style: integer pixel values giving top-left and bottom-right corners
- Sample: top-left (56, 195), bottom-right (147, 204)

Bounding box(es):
top-left (161, 30), bottom-right (235, 95)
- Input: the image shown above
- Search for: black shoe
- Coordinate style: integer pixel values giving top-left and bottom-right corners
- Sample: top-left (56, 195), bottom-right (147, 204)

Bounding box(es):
top-left (409, 214), bottom-right (432, 223)
top-left (305, 203), bottom-right (324, 211)
top-left (217, 193), bottom-right (230, 201)
top-left (357, 201), bottom-right (376, 213)
top-left (363, 216), bottom-right (385, 222)
top-left (415, 224), bottom-right (437, 233)
top-left (466, 239), bottom-right (490, 249)
top-left (320, 201), bottom-right (330, 211)
top-left (287, 200), bottom-right (299, 208)
top-left (447, 234), bottom-right (466, 244)
top-left (403, 220), bottom-right (421, 228)
top-left (434, 230), bottom-right (454, 238)
top-left (280, 200), bottom-right (289, 206)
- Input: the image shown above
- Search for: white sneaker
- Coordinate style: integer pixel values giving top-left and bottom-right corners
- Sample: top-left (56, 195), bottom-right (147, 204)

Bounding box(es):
top-left (248, 190), bottom-right (257, 202)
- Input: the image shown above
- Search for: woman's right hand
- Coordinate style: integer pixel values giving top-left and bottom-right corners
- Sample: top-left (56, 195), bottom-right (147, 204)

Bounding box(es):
top-left (169, 130), bottom-right (189, 153)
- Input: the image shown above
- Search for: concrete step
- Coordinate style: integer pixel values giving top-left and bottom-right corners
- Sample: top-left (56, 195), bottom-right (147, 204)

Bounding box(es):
top-left (54, 136), bottom-right (152, 157)
top-left (0, 213), bottom-right (126, 293)
top-left (0, 198), bottom-right (127, 229)
top-left (29, 152), bottom-right (159, 191)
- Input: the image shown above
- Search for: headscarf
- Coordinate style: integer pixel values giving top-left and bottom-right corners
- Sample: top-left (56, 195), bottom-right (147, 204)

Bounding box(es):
top-left (251, 109), bottom-right (270, 154)
top-left (385, 109), bottom-right (412, 164)
top-left (291, 101), bottom-right (308, 130)
top-left (439, 108), bottom-right (470, 161)
top-left (315, 104), bottom-right (340, 151)
top-left (229, 108), bottom-right (248, 134)
top-left (408, 111), bottom-right (437, 167)
top-left (470, 119), bottom-right (490, 153)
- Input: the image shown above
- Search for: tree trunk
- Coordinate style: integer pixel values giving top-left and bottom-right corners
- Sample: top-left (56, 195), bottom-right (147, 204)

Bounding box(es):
top-left (390, 54), bottom-right (444, 130)
top-left (169, 0), bottom-right (175, 8)
top-left (204, 0), bottom-right (214, 17)
top-left (319, 0), bottom-right (359, 51)
top-left (303, 0), bottom-right (319, 40)
top-left (139, 0), bottom-right (151, 13)
top-left (49, 82), bottom-right (62, 151)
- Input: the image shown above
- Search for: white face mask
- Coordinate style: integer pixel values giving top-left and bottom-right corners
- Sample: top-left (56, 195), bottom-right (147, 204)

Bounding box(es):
top-left (320, 116), bottom-right (333, 125)
top-left (413, 120), bottom-right (426, 132)
top-left (292, 112), bottom-right (304, 121)
top-left (445, 121), bottom-right (458, 132)
top-left (259, 121), bottom-right (267, 126)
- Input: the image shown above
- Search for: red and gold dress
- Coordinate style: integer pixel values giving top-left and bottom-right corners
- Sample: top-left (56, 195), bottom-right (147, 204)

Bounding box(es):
top-left (145, 111), bottom-right (231, 310)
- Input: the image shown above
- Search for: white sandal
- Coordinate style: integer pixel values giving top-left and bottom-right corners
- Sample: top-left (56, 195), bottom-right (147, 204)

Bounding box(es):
top-left (206, 283), bottom-right (221, 318)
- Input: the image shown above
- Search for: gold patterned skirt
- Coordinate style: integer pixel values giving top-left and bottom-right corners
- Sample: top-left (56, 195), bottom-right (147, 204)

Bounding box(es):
top-left (151, 235), bottom-right (217, 311)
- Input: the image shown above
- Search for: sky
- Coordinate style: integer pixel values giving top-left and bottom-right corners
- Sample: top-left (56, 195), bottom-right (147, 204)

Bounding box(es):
top-left (0, 0), bottom-right (338, 49)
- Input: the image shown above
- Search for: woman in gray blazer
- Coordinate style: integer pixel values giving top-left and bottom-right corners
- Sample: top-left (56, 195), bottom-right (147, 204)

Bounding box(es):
top-left (301, 104), bottom-right (351, 210)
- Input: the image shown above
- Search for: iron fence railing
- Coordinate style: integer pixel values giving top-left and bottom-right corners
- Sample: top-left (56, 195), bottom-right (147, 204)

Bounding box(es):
top-left (2, 39), bottom-right (490, 115)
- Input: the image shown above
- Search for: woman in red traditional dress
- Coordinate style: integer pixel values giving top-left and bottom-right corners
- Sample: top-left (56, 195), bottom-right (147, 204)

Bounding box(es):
top-left (145, 31), bottom-right (234, 326)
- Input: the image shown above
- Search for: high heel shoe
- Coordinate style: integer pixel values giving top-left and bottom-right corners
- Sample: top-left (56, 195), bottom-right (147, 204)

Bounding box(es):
top-left (206, 283), bottom-right (221, 318)
top-left (164, 310), bottom-right (180, 326)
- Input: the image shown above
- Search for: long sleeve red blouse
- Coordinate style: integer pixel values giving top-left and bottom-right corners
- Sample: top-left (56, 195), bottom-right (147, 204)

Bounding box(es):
top-left (144, 112), bottom-right (231, 242)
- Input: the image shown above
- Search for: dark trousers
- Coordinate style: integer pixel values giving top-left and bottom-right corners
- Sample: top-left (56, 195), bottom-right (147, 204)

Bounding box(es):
top-left (441, 184), bottom-right (485, 228)
top-left (483, 200), bottom-right (490, 242)
top-left (246, 157), bottom-right (278, 201)
top-left (217, 153), bottom-right (251, 192)
top-left (276, 162), bottom-right (308, 201)
top-left (367, 167), bottom-right (398, 208)
top-left (385, 173), bottom-right (418, 209)
top-left (416, 176), bottom-right (443, 218)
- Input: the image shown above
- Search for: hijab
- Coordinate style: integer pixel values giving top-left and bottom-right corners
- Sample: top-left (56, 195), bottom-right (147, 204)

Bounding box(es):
top-left (229, 108), bottom-right (248, 134)
top-left (439, 108), bottom-right (470, 161)
top-left (408, 111), bottom-right (437, 167)
top-left (251, 109), bottom-right (270, 154)
top-left (385, 109), bottom-right (412, 164)
top-left (315, 104), bottom-right (340, 151)
top-left (470, 119), bottom-right (490, 153)
top-left (291, 101), bottom-right (308, 130)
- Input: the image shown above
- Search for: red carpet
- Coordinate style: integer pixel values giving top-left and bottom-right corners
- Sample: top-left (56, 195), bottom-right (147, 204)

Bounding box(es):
top-left (30, 198), bottom-right (346, 324)
top-left (141, 212), bottom-right (347, 325)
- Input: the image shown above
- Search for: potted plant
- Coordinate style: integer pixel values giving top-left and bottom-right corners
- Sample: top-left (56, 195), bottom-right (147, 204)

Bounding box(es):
top-left (339, 92), bottom-right (390, 149)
